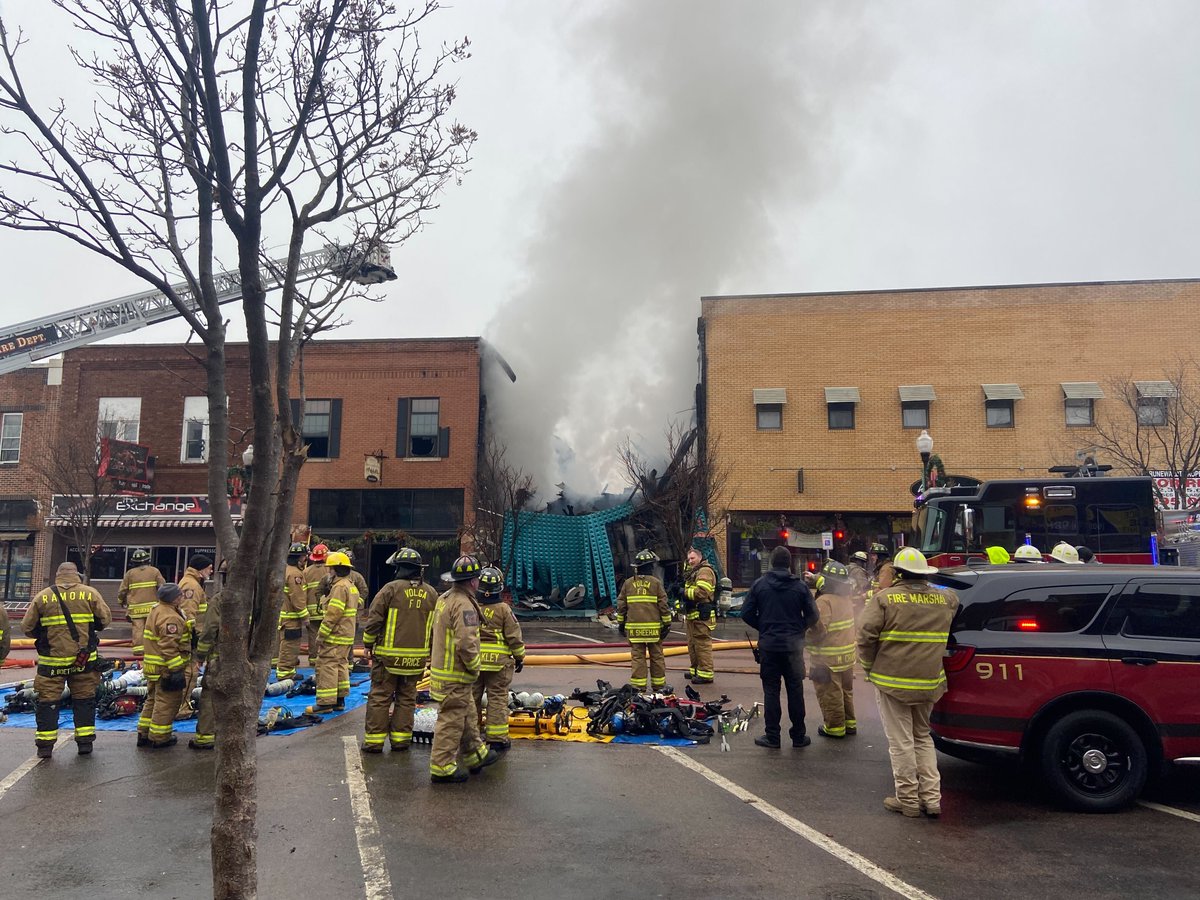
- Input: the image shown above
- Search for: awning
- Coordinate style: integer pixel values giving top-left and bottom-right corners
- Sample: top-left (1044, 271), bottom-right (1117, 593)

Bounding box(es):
top-left (1061, 382), bottom-right (1104, 400)
top-left (1135, 380), bottom-right (1177, 398)
top-left (44, 516), bottom-right (236, 529)
top-left (752, 388), bottom-right (787, 405)
top-left (824, 387), bottom-right (861, 404)
top-left (982, 383), bottom-right (1024, 401)
top-left (898, 385), bottom-right (936, 402)
top-left (0, 531), bottom-right (31, 541)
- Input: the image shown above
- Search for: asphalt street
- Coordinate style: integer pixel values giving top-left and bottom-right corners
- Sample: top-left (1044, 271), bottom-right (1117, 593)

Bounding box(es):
top-left (0, 619), bottom-right (1198, 900)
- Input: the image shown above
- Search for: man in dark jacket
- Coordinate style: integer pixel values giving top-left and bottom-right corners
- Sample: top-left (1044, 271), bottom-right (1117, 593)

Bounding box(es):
top-left (742, 546), bottom-right (820, 749)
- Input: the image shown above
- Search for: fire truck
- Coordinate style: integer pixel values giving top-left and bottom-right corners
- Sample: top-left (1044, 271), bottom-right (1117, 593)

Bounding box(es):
top-left (913, 476), bottom-right (1157, 567)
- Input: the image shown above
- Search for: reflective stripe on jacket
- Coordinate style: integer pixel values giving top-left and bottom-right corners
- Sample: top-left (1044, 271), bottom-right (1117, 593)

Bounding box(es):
top-left (196, 591), bottom-right (221, 661)
top-left (362, 578), bottom-right (437, 675)
top-left (616, 574), bottom-right (671, 642)
top-left (143, 601), bottom-right (190, 679)
top-left (278, 565), bottom-right (310, 628)
top-left (429, 585), bottom-right (482, 692)
top-left (118, 565), bottom-right (165, 618)
top-left (683, 564), bottom-right (716, 621)
top-left (856, 577), bottom-right (958, 703)
top-left (304, 564), bottom-right (325, 621)
top-left (808, 588), bottom-right (857, 672)
top-left (318, 577), bottom-right (359, 646)
top-left (478, 599), bottom-right (525, 671)
top-left (178, 568), bottom-right (208, 621)
top-left (22, 576), bottom-right (112, 670)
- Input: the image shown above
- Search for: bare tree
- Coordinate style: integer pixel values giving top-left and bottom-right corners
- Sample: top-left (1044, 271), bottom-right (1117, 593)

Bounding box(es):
top-left (618, 422), bottom-right (732, 565)
top-left (473, 433), bottom-right (536, 576)
top-left (1082, 360), bottom-right (1200, 510)
top-left (0, 3), bottom-right (473, 896)
top-left (33, 438), bottom-right (124, 581)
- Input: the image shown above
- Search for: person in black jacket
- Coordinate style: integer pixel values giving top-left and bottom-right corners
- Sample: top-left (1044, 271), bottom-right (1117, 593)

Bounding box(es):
top-left (742, 546), bottom-right (820, 749)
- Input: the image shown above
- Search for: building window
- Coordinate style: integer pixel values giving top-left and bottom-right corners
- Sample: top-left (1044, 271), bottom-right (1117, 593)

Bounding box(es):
top-left (827, 402), bottom-right (855, 430)
top-left (1137, 396), bottom-right (1167, 426)
top-left (180, 397), bottom-right (209, 462)
top-left (756, 403), bottom-right (782, 431)
top-left (98, 397), bottom-right (141, 442)
top-left (0, 413), bottom-right (22, 462)
top-left (292, 398), bottom-right (342, 458)
top-left (986, 399), bottom-right (1014, 428)
top-left (901, 401), bottom-right (929, 429)
top-left (395, 398), bottom-right (449, 459)
top-left (1064, 397), bottom-right (1094, 427)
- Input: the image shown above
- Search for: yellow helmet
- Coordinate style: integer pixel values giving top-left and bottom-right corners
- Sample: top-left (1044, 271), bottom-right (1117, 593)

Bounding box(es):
top-left (325, 551), bottom-right (352, 568)
top-left (892, 547), bottom-right (937, 576)
top-left (985, 546), bottom-right (1011, 565)
top-left (1013, 544), bottom-right (1043, 562)
top-left (1049, 542), bottom-right (1082, 565)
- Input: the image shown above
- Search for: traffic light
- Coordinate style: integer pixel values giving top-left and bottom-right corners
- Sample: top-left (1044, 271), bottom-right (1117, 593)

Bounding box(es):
top-left (806, 560), bottom-right (818, 572)
top-left (779, 527), bottom-right (790, 542)
top-left (833, 529), bottom-right (845, 542)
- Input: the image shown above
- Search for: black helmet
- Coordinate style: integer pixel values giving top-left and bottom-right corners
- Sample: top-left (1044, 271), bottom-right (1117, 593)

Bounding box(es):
top-left (450, 555), bottom-right (482, 582)
top-left (386, 547), bottom-right (424, 569)
top-left (478, 566), bottom-right (504, 596)
top-left (288, 542), bottom-right (308, 557)
top-left (131, 548), bottom-right (151, 564)
top-left (633, 548), bottom-right (658, 569)
top-left (870, 542), bottom-right (890, 556)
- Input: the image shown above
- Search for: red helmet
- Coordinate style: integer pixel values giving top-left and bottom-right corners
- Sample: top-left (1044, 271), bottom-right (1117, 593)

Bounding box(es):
top-left (308, 543), bottom-right (329, 563)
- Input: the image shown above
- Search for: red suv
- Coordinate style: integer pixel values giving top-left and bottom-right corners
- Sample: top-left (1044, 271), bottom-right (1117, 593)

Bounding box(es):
top-left (929, 565), bottom-right (1200, 811)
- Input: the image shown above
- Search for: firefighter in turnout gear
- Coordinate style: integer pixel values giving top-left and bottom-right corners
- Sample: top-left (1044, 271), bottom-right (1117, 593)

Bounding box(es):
top-left (473, 567), bottom-right (526, 752)
top-left (361, 548), bottom-right (438, 753)
top-left (428, 555), bottom-right (500, 784)
top-left (190, 588), bottom-right (222, 750)
top-left (682, 546), bottom-right (717, 684)
top-left (275, 543), bottom-right (310, 680)
top-left (22, 562), bottom-right (111, 758)
top-left (316, 552), bottom-right (360, 711)
top-left (305, 543), bottom-right (329, 666)
top-left (175, 554), bottom-right (212, 719)
top-left (319, 548), bottom-right (369, 611)
top-left (616, 549), bottom-right (672, 691)
top-left (857, 548), bottom-right (959, 818)
top-left (0, 601), bottom-right (9, 664)
top-left (867, 542), bottom-right (895, 600)
top-left (140, 582), bottom-right (191, 749)
top-left (809, 559), bottom-right (858, 739)
top-left (117, 548), bottom-right (163, 659)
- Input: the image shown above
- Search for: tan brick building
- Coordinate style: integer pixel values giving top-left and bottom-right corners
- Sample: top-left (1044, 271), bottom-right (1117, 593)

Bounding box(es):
top-left (701, 279), bottom-right (1197, 585)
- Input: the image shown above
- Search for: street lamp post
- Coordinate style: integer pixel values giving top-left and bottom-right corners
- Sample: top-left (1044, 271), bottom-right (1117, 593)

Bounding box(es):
top-left (242, 444), bottom-right (255, 493)
top-left (916, 429), bottom-right (933, 490)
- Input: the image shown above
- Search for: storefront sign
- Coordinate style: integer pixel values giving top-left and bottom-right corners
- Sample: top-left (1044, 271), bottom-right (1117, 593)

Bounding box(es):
top-left (97, 437), bottom-right (154, 494)
top-left (51, 493), bottom-right (245, 519)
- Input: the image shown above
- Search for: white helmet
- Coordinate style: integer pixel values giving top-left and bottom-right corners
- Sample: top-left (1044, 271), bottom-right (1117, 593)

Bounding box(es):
top-left (1049, 542), bottom-right (1082, 565)
top-left (891, 547), bottom-right (938, 576)
top-left (1013, 544), bottom-right (1044, 562)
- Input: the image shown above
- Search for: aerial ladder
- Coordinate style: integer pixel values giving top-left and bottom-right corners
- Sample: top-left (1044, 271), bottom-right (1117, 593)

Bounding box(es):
top-left (0, 243), bottom-right (396, 376)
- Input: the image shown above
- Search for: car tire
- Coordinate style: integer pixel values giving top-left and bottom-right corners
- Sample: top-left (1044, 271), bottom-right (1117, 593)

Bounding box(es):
top-left (1039, 709), bottom-right (1147, 812)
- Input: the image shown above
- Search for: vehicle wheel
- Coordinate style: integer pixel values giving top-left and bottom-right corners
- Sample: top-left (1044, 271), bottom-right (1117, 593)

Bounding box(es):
top-left (1039, 710), bottom-right (1147, 812)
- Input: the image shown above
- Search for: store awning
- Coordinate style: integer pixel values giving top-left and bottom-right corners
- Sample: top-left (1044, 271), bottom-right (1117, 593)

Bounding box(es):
top-left (1134, 380), bottom-right (1177, 398)
top-left (824, 387), bottom-right (861, 403)
top-left (44, 516), bottom-right (237, 529)
top-left (898, 385), bottom-right (936, 402)
top-left (982, 383), bottom-right (1024, 401)
top-left (752, 388), bottom-right (787, 405)
top-left (0, 531), bottom-right (31, 541)
top-left (1061, 382), bottom-right (1104, 399)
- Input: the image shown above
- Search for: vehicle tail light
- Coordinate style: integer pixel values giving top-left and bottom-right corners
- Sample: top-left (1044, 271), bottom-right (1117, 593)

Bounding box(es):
top-left (943, 643), bottom-right (975, 673)
top-left (1017, 619), bottom-right (1039, 631)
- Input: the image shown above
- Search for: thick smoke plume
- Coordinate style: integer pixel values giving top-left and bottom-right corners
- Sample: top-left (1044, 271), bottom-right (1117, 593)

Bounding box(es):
top-left (486, 2), bottom-right (875, 497)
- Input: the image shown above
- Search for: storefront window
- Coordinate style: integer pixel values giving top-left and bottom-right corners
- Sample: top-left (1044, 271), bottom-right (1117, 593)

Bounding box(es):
top-left (67, 545), bottom-right (128, 580)
top-left (0, 540), bottom-right (33, 600)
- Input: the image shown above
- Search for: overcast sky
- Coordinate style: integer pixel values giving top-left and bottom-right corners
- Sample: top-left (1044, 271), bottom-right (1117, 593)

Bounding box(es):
top-left (0, 1), bottom-right (1197, 494)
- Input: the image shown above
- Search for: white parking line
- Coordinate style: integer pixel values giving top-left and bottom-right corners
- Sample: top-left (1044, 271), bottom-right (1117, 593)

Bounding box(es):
top-left (0, 755), bottom-right (43, 805)
top-left (1139, 800), bottom-right (1200, 824)
top-left (341, 736), bottom-right (394, 900)
top-left (655, 746), bottom-right (939, 900)
top-left (544, 629), bottom-right (605, 644)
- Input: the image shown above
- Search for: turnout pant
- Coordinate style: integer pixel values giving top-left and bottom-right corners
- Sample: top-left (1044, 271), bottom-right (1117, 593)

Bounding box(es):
top-left (33, 670), bottom-right (100, 749)
top-left (129, 616), bottom-right (148, 658)
top-left (629, 641), bottom-right (666, 690)
top-left (759, 648), bottom-right (807, 743)
top-left (137, 679), bottom-right (157, 738)
top-left (193, 661), bottom-right (217, 748)
top-left (363, 665), bottom-right (422, 749)
top-left (306, 621), bottom-right (323, 667)
top-left (814, 668), bottom-right (856, 736)
top-left (430, 681), bottom-right (488, 777)
top-left (875, 690), bottom-right (940, 811)
top-left (315, 642), bottom-right (350, 709)
top-left (275, 629), bottom-right (303, 680)
top-left (175, 658), bottom-right (200, 719)
top-left (473, 665), bottom-right (514, 744)
top-left (146, 681), bottom-right (184, 746)
top-left (687, 618), bottom-right (714, 681)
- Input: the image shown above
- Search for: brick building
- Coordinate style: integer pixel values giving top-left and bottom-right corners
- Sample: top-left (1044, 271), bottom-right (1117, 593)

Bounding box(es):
top-left (700, 279), bottom-right (1198, 585)
top-left (20, 337), bottom-right (483, 604)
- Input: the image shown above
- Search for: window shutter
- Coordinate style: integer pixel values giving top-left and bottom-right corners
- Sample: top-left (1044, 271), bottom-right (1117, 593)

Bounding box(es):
top-left (289, 399), bottom-right (301, 427)
top-left (396, 398), bottom-right (409, 458)
top-left (328, 399), bottom-right (342, 458)
top-left (438, 426), bottom-right (450, 459)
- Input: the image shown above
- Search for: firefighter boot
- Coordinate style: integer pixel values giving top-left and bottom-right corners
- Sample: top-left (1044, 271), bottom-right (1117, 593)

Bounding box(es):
top-left (73, 697), bottom-right (97, 755)
top-left (35, 701), bottom-right (59, 758)
top-left (431, 769), bottom-right (469, 784)
top-left (468, 746), bottom-right (501, 775)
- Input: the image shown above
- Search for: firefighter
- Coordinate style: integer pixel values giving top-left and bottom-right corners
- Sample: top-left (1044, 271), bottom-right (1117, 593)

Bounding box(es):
top-left (22, 562), bottom-right (111, 758)
top-left (681, 546), bottom-right (717, 684)
top-left (315, 550), bottom-right (360, 711)
top-left (305, 543), bottom-right (329, 667)
top-left (320, 547), bottom-right (369, 609)
top-left (857, 548), bottom-right (959, 818)
top-left (0, 600), bottom-right (9, 664)
top-left (116, 548), bottom-right (163, 659)
top-left (190, 586), bottom-right (222, 750)
top-left (275, 543), bottom-right (310, 680)
top-left (847, 551), bottom-right (870, 597)
top-left (808, 559), bottom-right (857, 739)
top-left (140, 582), bottom-right (191, 749)
top-left (361, 548), bottom-right (438, 753)
top-left (868, 542), bottom-right (894, 598)
top-left (175, 554), bottom-right (212, 719)
top-left (428, 555), bottom-right (500, 784)
top-left (474, 566), bottom-right (525, 752)
top-left (616, 549), bottom-right (672, 692)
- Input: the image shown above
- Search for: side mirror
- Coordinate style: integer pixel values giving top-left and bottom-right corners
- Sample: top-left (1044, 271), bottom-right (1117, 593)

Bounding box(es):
top-left (962, 507), bottom-right (977, 546)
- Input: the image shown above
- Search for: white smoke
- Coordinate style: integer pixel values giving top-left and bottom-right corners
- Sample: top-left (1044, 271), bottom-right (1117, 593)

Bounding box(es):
top-left (485, 1), bottom-right (879, 496)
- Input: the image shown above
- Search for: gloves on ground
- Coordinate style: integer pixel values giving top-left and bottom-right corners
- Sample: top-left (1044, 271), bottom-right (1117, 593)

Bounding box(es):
top-left (514, 658), bottom-right (524, 673)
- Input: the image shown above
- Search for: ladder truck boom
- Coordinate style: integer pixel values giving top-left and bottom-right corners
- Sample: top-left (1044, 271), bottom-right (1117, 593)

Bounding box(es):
top-left (0, 243), bottom-right (394, 376)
